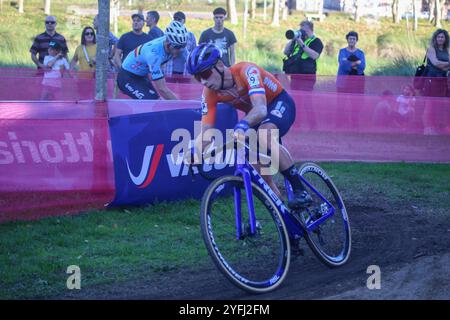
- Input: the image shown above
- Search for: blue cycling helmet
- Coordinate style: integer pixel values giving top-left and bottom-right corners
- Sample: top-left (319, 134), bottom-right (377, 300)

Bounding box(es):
top-left (187, 43), bottom-right (222, 75)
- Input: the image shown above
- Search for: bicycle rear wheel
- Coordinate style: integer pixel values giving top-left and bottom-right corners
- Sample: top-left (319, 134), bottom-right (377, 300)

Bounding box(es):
top-left (297, 162), bottom-right (351, 267)
top-left (200, 175), bottom-right (291, 293)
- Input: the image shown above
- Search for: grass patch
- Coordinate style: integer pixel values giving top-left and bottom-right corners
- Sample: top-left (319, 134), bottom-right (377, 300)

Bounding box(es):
top-left (0, 199), bottom-right (209, 299)
top-left (1, 162), bottom-right (449, 299)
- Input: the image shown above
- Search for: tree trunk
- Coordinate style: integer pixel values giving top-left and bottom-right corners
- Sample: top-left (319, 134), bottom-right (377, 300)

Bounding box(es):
top-left (250, 0), bottom-right (256, 19)
top-left (44, 0), bottom-right (51, 15)
top-left (281, 0), bottom-right (288, 20)
top-left (434, 0), bottom-right (442, 27)
top-left (112, 0), bottom-right (119, 35)
top-left (243, 0), bottom-right (249, 39)
top-left (318, 0), bottom-right (324, 17)
top-left (19, 0), bottom-right (24, 13)
top-left (96, 0), bottom-right (110, 101)
top-left (354, 0), bottom-right (362, 22)
top-left (413, 0), bottom-right (418, 31)
top-left (391, 0), bottom-right (401, 24)
top-left (227, 0), bottom-right (239, 25)
top-left (392, 0), bottom-right (398, 23)
top-left (271, 0), bottom-right (280, 26)
top-left (442, 0), bottom-right (448, 21)
top-left (263, 0), bottom-right (267, 21)
top-left (396, 0), bottom-right (401, 24)
top-left (429, 0), bottom-right (435, 22)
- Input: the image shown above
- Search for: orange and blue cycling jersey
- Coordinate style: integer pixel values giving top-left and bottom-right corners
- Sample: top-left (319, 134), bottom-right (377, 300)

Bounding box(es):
top-left (201, 62), bottom-right (284, 126)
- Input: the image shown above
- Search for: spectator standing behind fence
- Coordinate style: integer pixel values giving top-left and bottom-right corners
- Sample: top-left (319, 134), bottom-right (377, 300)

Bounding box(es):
top-left (283, 20), bottom-right (323, 130)
top-left (335, 31), bottom-right (366, 130)
top-left (163, 11), bottom-right (197, 76)
top-left (422, 29), bottom-right (450, 135)
top-left (41, 41), bottom-right (69, 100)
top-left (147, 11), bottom-right (165, 40)
top-left (113, 13), bottom-right (152, 69)
top-left (93, 14), bottom-right (118, 71)
top-left (199, 7), bottom-right (237, 67)
top-left (31, 16), bottom-right (68, 71)
top-left (337, 31), bottom-right (365, 91)
top-left (70, 27), bottom-right (97, 79)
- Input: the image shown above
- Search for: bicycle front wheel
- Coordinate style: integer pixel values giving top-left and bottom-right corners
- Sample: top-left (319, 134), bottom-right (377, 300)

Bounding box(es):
top-left (200, 175), bottom-right (291, 294)
top-left (298, 162), bottom-right (351, 267)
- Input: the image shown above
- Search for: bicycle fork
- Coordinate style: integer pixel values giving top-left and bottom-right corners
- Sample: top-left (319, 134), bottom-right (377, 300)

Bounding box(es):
top-left (233, 166), bottom-right (258, 240)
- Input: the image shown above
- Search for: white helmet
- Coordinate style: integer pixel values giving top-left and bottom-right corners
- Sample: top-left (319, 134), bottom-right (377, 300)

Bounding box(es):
top-left (165, 20), bottom-right (188, 47)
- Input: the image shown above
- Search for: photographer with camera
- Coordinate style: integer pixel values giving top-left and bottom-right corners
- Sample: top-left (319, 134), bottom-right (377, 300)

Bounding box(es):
top-left (283, 20), bottom-right (323, 90)
top-left (283, 20), bottom-right (323, 130)
top-left (70, 26), bottom-right (97, 79)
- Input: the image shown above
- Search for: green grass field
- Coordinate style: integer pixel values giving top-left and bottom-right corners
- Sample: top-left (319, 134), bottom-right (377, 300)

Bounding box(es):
top-left (0, 1), bottom-right (448, 74)
top-left (1, 162), bottom-right (449, 299)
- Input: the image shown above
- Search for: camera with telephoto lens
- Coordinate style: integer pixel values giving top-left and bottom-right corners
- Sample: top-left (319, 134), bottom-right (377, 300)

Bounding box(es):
top-left (285, 29), bottom-right (307, 40)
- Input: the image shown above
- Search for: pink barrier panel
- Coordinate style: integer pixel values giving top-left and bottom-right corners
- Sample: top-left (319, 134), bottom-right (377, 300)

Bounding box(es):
top-left (282, 91), bottom-right (450, 162)
top-left (0, 99), bottom-right (215, 223)
top-left (0, 72), bottom-right (201, 101)
top-left (0, 100), bottom-right (114, 222)
top-left (1, 67), bottom-right (448, 100)
top-left (0, 76), bottom-right (95, 100)
top-left (275, 74), bottom-right (450, 96)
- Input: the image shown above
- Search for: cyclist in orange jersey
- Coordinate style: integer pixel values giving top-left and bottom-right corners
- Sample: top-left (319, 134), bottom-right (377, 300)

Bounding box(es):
top-left (187, 44), bottom-right (312, 208)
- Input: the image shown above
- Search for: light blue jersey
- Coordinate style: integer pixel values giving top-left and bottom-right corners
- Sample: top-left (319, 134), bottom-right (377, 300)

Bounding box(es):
top-left (121, 36), bottom-right (172, 80)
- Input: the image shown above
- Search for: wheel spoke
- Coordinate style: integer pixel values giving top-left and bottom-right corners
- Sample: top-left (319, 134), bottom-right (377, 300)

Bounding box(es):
top-left (299, 163), bottom-right (351, 267)
top-left (201, 176), bottom-right (290, 293)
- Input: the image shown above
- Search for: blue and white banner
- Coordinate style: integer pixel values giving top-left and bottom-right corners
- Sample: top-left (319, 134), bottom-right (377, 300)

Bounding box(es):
top-left (109, 104), bottom-right (238, 206)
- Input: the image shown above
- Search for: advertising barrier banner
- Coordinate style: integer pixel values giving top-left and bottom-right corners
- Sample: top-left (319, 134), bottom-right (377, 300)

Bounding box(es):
top-left (0, 100), bottom-right (114, 222)
top-left (108, 103), bottom-right (238, 206)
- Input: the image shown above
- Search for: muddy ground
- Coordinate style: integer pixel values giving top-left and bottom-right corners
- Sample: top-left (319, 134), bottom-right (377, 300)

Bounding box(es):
top-left (58, 197), bottom-right (450, 300)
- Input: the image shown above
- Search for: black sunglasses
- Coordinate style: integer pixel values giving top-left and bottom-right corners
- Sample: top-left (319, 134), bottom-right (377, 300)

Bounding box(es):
top-left (85, 32), bottom-right (94, 36)
top-left (45, 21), bottom-right (56, 24)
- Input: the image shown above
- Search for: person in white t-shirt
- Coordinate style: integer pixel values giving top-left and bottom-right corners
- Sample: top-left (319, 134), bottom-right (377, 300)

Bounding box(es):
top-left (392, 84), bottom-right (416, 129)
top-left (41, 40), bottom-right (69, 99)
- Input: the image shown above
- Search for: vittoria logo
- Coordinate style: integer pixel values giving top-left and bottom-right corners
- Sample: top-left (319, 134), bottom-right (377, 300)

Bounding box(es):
top-left (126, 144), bottom-right (164, 188)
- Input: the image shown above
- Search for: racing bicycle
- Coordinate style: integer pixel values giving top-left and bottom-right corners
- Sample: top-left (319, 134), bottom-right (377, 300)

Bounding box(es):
top-left (195, 140), bottom-right (351, 293)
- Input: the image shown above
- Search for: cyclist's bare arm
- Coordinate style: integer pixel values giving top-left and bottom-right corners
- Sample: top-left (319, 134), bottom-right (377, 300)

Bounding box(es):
top-left (113, 48), bottom-right (123, 69)
top-left (153, 78), bottom-right (178, 100)
top-left (240, 94), bottom-right (268, 127)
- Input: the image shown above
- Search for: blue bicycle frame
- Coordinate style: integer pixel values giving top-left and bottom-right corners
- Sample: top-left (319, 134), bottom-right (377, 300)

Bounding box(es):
top-left (232, 161), bottom-right (337, 241)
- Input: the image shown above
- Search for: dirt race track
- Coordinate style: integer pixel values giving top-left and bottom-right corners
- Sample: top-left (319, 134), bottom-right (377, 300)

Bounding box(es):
top-left (60, 198), bottom-right (450, 300)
